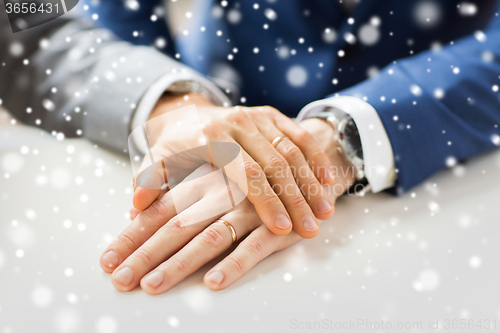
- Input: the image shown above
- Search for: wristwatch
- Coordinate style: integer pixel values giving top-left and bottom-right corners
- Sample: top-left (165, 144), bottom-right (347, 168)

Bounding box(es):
top-left (165, 80), bottom-right (213, 99)
top-left (314, 108), bottom-right (370, 194)
top-left (165, 80), bottom-right (236, 105)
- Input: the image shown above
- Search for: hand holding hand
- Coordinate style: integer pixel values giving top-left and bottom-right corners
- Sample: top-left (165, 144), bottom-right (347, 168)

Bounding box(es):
top-left (132, 93), bottom-right (336, 238)
top-left (102, 117), bottom-right (355, 293)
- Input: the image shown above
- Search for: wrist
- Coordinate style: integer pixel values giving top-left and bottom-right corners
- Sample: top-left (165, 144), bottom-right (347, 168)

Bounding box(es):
top-left (299, 118), bottom-right (336, 158)
top-left (149, 93), bottom-right (215, 120)
top-left (299, 118), bottom-right (356, 198)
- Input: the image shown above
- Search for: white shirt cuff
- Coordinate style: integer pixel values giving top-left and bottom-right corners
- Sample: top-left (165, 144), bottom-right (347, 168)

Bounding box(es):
top-left (130, 70), bottom-right (232, 155)
top-left (296, 96), bottom-right (396, 193)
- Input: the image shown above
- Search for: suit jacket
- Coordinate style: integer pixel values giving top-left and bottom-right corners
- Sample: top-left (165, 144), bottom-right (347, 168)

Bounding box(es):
top-left (0, 4), bottom-right (198, 154)
top-left (1, 0), bottom-right (500, 192)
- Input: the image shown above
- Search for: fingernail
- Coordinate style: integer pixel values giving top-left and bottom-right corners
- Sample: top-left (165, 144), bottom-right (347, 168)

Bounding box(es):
top-left (143, 271), bottom-right (164, 288)
top-left (102, 251), bottom-right (119, 269)
top-left (206, 271), bottom-right (224, 285)
top-left (114, 267), bottom-right (134, 286)
top-left (317, 199), bottom-right (333, 213)
top-left (302, 215), bottom-right (319, 231)
top-left (274, 214), bottom-right (292, 229)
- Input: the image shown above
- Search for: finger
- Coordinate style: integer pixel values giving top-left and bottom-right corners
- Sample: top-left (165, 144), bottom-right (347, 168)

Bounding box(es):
top-left (100, 177), bottom-right (203, 274)
top-left (275, 139), bottom-right (334, 221)
top-left (129, 208), bottom-right (140, 220)
top-left (133, 153), bottom-right (168, 211)
top-left (111, 192), bottom-right (233, 291)
top-left (269, 109), bottom-right (336, 186)
top-left (101, 191), bottom-right (178, 273)
top-left (248, 110), bottom-right (334, 223)
top-left (219, 147), bottom-right (294, 237)
top-left (140, 201), bottom-right (261, 294)
top-left (205, 209), bottom-right (333, 291)
top-left (133, 187), bottom-right (161, 211)
top-left (199, 113), bottom-right (294, 237)
top-left (235, 109), bottom-right (320, 238)
top-left (204, 224), bottom-right (302, 291)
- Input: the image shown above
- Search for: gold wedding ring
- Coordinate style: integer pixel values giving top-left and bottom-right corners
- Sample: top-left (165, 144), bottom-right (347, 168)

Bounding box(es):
top-left (217, 219), bottom-right (237, 244)
top-left (157, 159), bottom-right (170, 199)
top-left (133, 160), bottom-right (170, 201)
top-left (272, 136), bottom-right (289, 148)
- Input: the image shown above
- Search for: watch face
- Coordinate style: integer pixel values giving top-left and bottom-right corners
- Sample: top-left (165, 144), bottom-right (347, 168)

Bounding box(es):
top-left (342, 119), bottom-right (364, 160)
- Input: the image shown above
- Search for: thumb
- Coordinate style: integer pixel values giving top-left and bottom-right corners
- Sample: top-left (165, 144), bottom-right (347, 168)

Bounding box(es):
top-left (133, 155), bottom-right (167, 211)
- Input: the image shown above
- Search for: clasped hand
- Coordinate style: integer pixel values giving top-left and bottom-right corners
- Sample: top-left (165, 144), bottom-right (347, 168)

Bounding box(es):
top-left (100, 94), bottom-right (353, 293)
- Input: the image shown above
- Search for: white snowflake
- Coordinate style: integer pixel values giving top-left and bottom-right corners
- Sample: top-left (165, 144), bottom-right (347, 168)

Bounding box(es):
top-left (474, 30), bottom-right (487, 42)
top-left (32, 285), bottom-right (53, 307)
top-left (64, 268), bottom-right (74, 277)
top-left (227, 9), bottom-right (242, 24)
top-left (434, 88), bottom-right (445, 99)
top-left (0, 250), bottom-right (5, 269)
top-left (55, 308), bottom-right (80, 333)
top-left (264, 8), bottom-right (277, 21)
top-left (96, 316), bottom-right (118, 333)
top-left (458, 2), bottom-right (477, 16)
top-left (492, 134), bottom-right (500, 146)
top-left (469, 256), bottom-right (482, 269)
top-left (410, 84), bottom-right (423, 96)
top-left (413, 269), bottom-right (440, 292)
top-left (322, 28), bottom-right (337, 44)
top-left (358, 24), bottom-right (380, 46)
top-left (167, 316), bottom-right (180, 328)
top-left (2, 153), bottom-right (25, 173)
top-left (414, 1), bottom-right (442, 28)
top-left (50, 167), bottom-right (71, 188)
top-left (286, 65), bottom-right (308, 87)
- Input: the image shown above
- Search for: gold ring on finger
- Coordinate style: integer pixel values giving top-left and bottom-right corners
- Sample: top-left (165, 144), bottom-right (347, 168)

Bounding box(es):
top-left (216, 219), bottom-right (237, 244)
top-left (272, 136), bottom-right (289, 149)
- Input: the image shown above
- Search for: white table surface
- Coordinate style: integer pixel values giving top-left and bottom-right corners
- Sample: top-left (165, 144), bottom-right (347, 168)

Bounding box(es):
top-left (1, 124), bottom-right (499, 333)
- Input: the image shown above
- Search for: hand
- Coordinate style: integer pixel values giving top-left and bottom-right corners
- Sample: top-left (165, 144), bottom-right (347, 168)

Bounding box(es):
top-left (101, 157), bottom-right (354, 294)
top-left (202, 119), bottom-right (356, 290)
top-left (132, 93), bottom-right (336, 238)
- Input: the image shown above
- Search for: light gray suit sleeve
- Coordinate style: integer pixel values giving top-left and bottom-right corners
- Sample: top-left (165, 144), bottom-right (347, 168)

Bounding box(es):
top-left (0, 4), bottom-right (212, 153)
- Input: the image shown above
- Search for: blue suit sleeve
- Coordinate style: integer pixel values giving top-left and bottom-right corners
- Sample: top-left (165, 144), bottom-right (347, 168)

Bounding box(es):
top-left (338, 9), bottom-right (500, 193)
top-left (83, 0), bottom-right (176, 56)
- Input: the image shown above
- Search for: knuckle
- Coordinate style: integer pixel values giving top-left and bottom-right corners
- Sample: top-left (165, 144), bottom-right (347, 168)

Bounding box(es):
top-left (290, 194), bottom-right (307, 207)
top-left (203, 119), bottom-right (226, 140)
top-left (134, 248), bottom-right (154, 266)
top-left (169, 256), bottom-right (187, 273)
top-left (310, 149), bottom-right (327, 161)
top-left (302, 178), bottom-right (321, 193)
top-left (146, 199), bottom-right (167, 218)
top-left (200, 226), bottom-right (226, 247)
top-left (240, 160), bottom-right (262, 180)
top-left (296, 128), bottom-right (313, 143)
top-left (245, 237), bottom-right (264, 255)
top-left (282, 144), bottom-right (303, 163)
top-left (267, 155), bottom-right (289, 170)
top-left (225, 256), bottom-right (245, 274)
top-left (115, 232), bottom-right (139, 252)
top-left (226, 108), bottom-right (249, 125)
top-left (254, 191), bottom-right (278, 205)
top-left (242, 106), bottom-right (257, 116)
top-left (261, 106), bottom-right (278, 116)
top-left (167, 215), bottom-right (190, 232)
